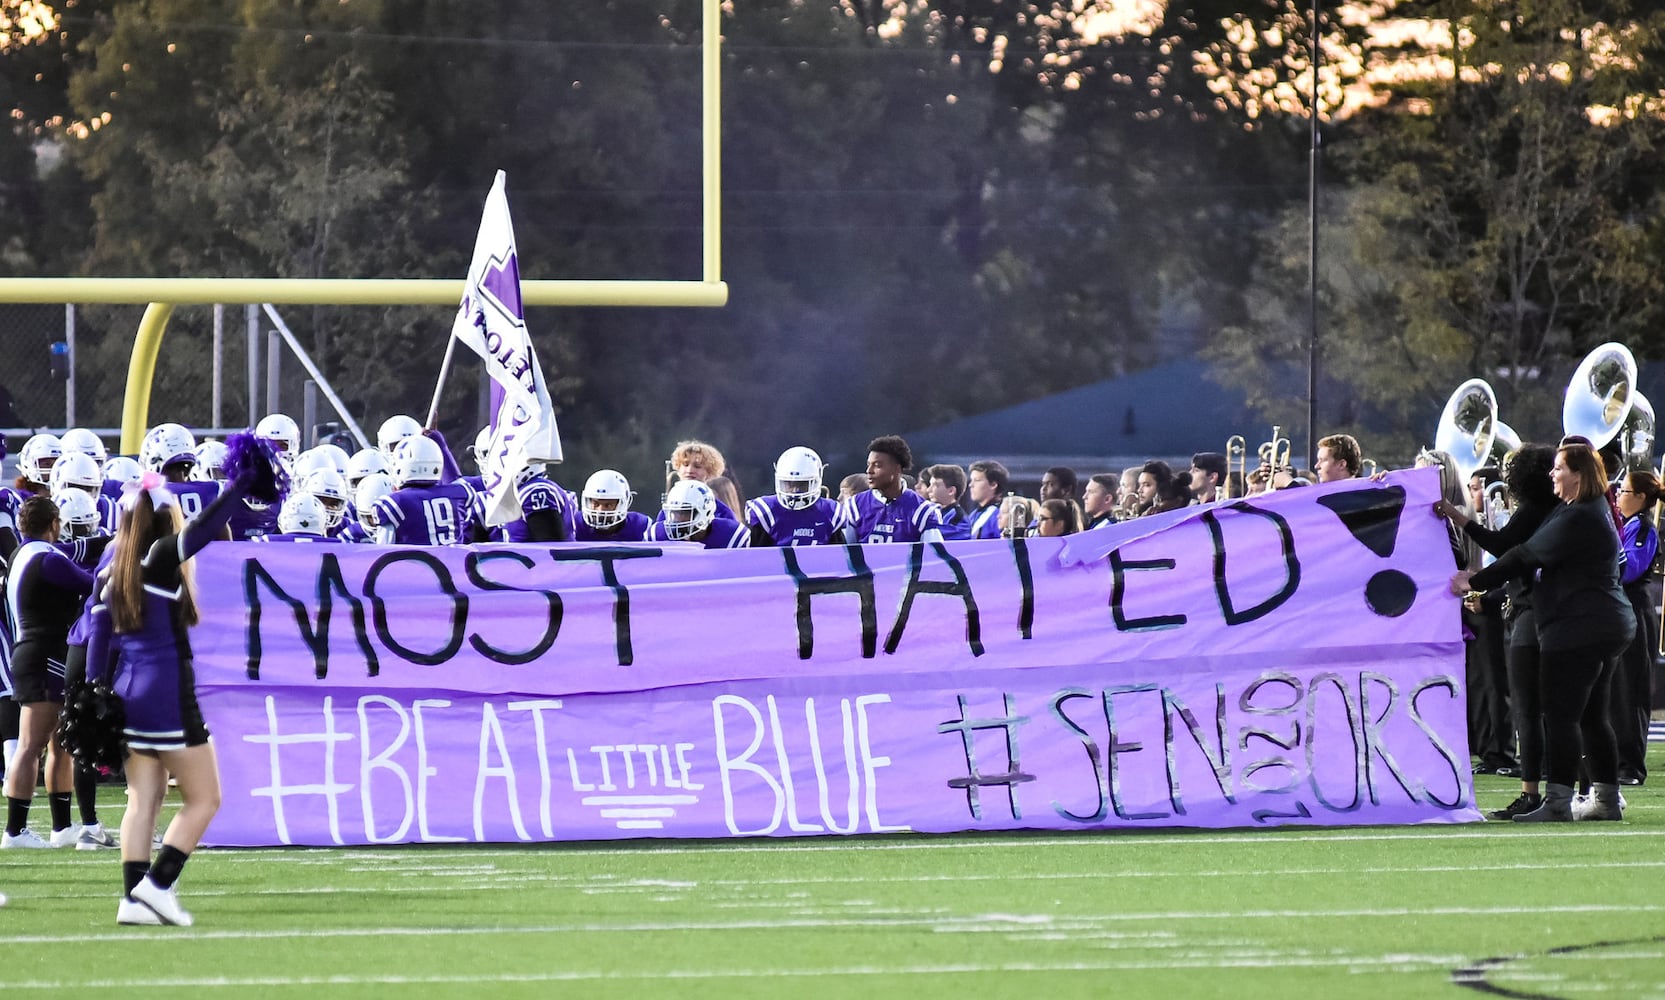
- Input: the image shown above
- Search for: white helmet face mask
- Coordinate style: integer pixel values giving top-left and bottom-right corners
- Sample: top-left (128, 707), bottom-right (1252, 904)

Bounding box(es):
top-left (355, 473), bottom-right (395, 529)
top-left (51, 452), bottom-right (103, 495)
top-left (255, 414), bottom-right (301, 466)
top-left (347, 448), bottom-right (389, 487)
top-left (19, 433), bottom-right (62, 485)
top-left (662, 480), bottom-right (716, 540)
top-left (53, 490), bottom-right (101, 541)
top-left (378, 414), bottom-right (424, 458)
top-left (192, 440), bottom-right (229, 482)
top-left (394, 435), bottom-right (444, 487)
top-left (582, 469), bottom-right (635, 529)
top-left (304, 468), bottom-right (351, 528)
top-left (774, 446), bottom-right (824, 511)
top-left (60, 428), bottom-right (108, 464)
top-left (278, 493), bottom-right (327, 535)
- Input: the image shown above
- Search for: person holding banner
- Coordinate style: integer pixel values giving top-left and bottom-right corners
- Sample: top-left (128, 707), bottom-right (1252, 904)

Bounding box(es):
top-left (1439, 444), bottom-right (1557, 819)
top-left (1451, 443), bottom-right (1636, 822)
top-left (84, 445), bottom-right (271, 926)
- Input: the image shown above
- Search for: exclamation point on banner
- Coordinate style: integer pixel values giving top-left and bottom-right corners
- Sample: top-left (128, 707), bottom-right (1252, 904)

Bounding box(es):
top-left (1315, 486), bottom-right (1416, 617)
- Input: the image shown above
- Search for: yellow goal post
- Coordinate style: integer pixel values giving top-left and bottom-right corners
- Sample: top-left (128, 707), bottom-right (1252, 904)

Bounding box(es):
top-left (0, 0), bottom-right (726, 455)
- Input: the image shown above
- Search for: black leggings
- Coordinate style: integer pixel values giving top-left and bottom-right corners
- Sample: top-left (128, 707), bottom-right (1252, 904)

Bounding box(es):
top-left (1539, 638), bottom-right (1628, 787)
top-left (1506, 640), bottom-right (1543, 781)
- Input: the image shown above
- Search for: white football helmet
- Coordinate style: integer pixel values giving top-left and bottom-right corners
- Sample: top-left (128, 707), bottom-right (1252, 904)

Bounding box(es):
top-left (346, 448), bottom-right (389, 488)
top-left (471, 426), bottom-right (494, 472)
top-left (303, 468), bottom-right (351, 528)
top-left (774, 446), bottom-right (824, 511)
top-left (141, 422), bottom-right (198, 473)
top-left (393, 434), bottom-right (443, 487)
top-left (290, 448), bottom-right (335, 482)
top-left (59, 427), bottom-right (108, 464)
top-left (192, 440), bottom-right (229, 482)
top-left (254, 413), bottom-right (301, 459)
top-left (18, 433), bottom-right (62, 484)
top-left (582, 469), bottom-right (635, 529)
top-left (277, 493), bottom-right (327, 535)
top-left (312, 443), bottom-right (351, 476)
top-left (355, 472), bottom-right (395, 530)
top-left (662, 480), bottom-right (716, 540)
top-left (53, 490), bottom-right (102, 541)
top-left (102, 456), bottom-right (144, 487)
top-left (50, 451), bottom-right (103, 495)
top-left (377, 414), bottom-right (423, 458)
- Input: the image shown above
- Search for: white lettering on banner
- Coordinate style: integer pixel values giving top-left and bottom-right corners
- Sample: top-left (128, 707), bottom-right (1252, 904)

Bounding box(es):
top-left (413, 699), bottom-right (464, 843)
top-left (357, 694), bottom-right (414, 843)
top-left (243, 695), bottom-right (353, 846)
top-left (712, 693), bottom-right (911, 837)
top-left (507, 699), bottom-right (564, 838)
top-left (474, 703), bottom-right (529, 842)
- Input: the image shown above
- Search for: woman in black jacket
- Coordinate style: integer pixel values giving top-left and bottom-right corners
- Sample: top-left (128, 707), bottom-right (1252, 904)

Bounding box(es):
top-left (1435, 444), bottom-right (1556, 818)
top-left (1449, 443), bottom-right (1635, 822)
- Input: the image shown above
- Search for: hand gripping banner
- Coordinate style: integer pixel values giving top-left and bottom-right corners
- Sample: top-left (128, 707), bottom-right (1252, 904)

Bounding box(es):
top-left (189, 468), bottom-right (1480, 846)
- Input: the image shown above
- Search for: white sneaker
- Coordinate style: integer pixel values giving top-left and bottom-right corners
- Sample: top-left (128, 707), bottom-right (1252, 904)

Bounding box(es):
top-left (0, 889), bottom-right (8, 907)
top-left (117, 897), bottom-right (163, 926)
top-left (77, 823), bottom-right (118, 850)
top-left (130, 876), bottom-right (193, 927)
top-left (49, 824), bottom-right (82, 848)
top-left (1, 829), bottom-right (51, 849)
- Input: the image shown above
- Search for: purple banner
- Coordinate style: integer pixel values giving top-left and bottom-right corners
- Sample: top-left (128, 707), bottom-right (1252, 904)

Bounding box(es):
top-left (191, 469), bottom-right (1480, 845)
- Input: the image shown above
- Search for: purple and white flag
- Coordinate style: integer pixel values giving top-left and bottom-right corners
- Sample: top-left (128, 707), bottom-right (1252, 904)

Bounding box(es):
top-left (450, 171), bottom-right (563, 525)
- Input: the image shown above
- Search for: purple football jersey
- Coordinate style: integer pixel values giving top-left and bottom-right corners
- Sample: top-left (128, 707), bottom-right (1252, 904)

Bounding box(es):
top-left (166, 480), bottom-right (221, 524)
top-left (574, 510), bottom-right (652, 543)
top-left (647, 516), bottom-right (751, 549)
top-left (502, 475), bottom-right (576, 543)
top-left (834, 490), bottom-right (943, 544)
top-left (374, 481), bottom-right (477, 546)
top-left (745, 495), bottom-right (840, 546)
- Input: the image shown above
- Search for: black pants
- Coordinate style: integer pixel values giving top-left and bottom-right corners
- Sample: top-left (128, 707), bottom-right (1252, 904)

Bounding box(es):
top-left (1612, 583), bottom-right (1657, 781)
top-left (1465, 604), bottom-right (1514, 767)
top-left (1505, 640), bottom-right (1543, 781)
top-left (1539, 637), bottom-right (1629, 787)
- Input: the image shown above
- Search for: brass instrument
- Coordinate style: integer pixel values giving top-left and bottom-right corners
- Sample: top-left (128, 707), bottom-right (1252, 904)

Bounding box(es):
top-left (1225, 435), bottom-right (1246, 499)
top-left (1482, 481), bottom-right (1511, 531)
top-left (662, 459), bottom-right (676, 507)
top-left (1619, 390), bottom-right (1655, 472)
top-left (1562, 341), bottom-right (1636, 451)
top-left (1361, 458), bottom-right (1378, 478)
top-left (1257, 425), bottom-right (1291, 473)
top-left (1435, 378), bottom-right (1499, 480)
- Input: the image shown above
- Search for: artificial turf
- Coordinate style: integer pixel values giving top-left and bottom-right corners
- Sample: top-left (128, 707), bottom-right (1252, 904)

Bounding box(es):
top-left (1, 751), bottom-right (1662, 999)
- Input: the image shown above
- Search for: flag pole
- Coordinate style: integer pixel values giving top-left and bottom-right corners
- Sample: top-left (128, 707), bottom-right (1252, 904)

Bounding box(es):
top-left (425, 335), bottom-right (459, 430)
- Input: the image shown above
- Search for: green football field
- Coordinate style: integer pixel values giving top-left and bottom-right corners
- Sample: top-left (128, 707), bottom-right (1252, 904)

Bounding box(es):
top-left (3, 753), bottom-right (1663, 999)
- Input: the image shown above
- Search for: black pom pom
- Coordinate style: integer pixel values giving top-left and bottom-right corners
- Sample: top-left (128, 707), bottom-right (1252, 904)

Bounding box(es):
top-left (58, 680), bottom-right (128, 773)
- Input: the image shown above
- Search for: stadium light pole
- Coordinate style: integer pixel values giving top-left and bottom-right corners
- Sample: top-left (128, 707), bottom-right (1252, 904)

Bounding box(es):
top-left (1306, 0), bottom-right (1321, 469)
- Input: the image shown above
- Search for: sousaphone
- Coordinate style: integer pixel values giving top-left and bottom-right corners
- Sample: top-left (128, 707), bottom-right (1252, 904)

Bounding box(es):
top-left (1436, 378), bottom-right (1499, 480)
top-left (1562, 342), bottom-right (1637, 450)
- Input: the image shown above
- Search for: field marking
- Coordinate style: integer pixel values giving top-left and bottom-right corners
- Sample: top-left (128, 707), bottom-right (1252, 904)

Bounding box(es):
top-left (28, 857), bottom-right (1665, 904)
top-left (7, 904), bottom-right (1663, 946)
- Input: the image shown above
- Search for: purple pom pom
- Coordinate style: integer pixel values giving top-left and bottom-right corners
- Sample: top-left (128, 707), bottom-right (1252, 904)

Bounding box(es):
top-left (223, 431), bottom-right (288, 503)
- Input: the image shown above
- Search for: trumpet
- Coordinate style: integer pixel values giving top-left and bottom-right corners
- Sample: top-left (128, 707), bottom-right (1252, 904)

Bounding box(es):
top-left (1225, 435), bottom-right (1246, 499)
top-left (1257, 426), bottom-right (1292, 474)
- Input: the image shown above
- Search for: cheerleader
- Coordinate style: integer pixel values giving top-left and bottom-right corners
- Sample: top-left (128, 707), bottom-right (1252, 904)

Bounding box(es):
top-left (84, 446), bottom-right (266, 926)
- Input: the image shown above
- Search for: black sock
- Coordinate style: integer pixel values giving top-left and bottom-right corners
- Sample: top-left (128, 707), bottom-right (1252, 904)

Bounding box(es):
top-left (123, 860), bottom-right (151, 898)
top-left (48, 792), bottom-right (72, 832)
top-left (149, 844), bottom-right (190, 889)
top-left (75, 764), bottom-right (99, 826)
top-left (5, 796), bottom-right (29, 837)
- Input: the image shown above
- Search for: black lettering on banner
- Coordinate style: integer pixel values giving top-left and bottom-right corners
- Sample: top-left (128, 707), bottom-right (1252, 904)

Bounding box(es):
top-left (547, 547), bottom-right (661, 667)
top-left (1316, 486), bottom-right (1416, 618)
top-left (1162, 685), bottom-right (1235, 815)
top-left (1203, 502), bottom-right (1301, 626)
top-left (463, 551), bottom-right (562, 666)
top-left (937, 693), bottom-right (1034, 820)
top-left (1101, 684), bottom-right (1168, 820)
top-left (1358, 670), bottom-right (1416, 804)
top-left (783, 546), bottom-right (876, 660)
top-left (1011, 536), bottom-right (1035, 640)
top-left (1304, 672), bottom-right (1365, 813)
top-left (1407, 674), bottom-right (1466, 808)
top-left (1238, 673), bottom-right (1303, 800)
top-left (885, 542), bottom-right (984, 656)
top-left (242, 554), bottom-right (378, 680)
top-left (1108, 551), bottom-right (1187, 632)
top-left (1048, 688), bottom-right (1107, 823)
top-left (364, 551), bottom-right (468, 666)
